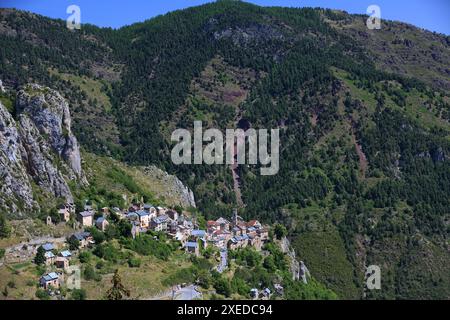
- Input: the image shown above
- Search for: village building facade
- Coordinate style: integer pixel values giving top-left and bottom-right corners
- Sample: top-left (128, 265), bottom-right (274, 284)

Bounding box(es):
top-left (70, 232), bottom-right (93, 248)
top-left (206, 212), bottom-right (268, 251)
top-left (44, 251), bottom-right (56, 266)
top-left (95, 217), bottom-right (109, 231)
top-left (55, 257), bottom-right (69, 269)
top-left (185, 241), bottom-right (200, 256)
top-left (77, 210), bottom-right (94, 227)
top-left (40, 272), bottom-right (60, 290)
top-left (58, 206), bottom-right (71, 222)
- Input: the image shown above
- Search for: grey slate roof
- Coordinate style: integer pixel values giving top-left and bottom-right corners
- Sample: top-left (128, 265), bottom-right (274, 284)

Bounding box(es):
top-left (96, 217), bottom-right (106, 223)
top-left (72, 232), bottom-right (91, 241)
top-left (192, 230), bottom-right (206, 237)
top-left (136, 210), bottom-right (150, 217)
top-left (79, 211), bottom-right (94, 217)
top-left (42, 243), bottom-right (54, 251)
top-left (42, 272), bottom-right (59, 281)
top-left (60, 250), bottom-right (72, 258)
top-left (186, 242), bottom-right (198, 248)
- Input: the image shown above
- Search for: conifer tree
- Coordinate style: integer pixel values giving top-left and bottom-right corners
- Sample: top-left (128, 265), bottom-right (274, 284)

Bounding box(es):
top-left (106, 270), bottom-right (130, 300)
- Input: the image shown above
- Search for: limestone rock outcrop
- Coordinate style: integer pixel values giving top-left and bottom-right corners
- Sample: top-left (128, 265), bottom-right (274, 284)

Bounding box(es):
top-left (0, 84), bottom-right (83, 217)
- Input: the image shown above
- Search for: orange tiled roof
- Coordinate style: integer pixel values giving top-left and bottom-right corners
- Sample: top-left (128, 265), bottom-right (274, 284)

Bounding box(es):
top-left (247, 220), bottom-right (259, 227)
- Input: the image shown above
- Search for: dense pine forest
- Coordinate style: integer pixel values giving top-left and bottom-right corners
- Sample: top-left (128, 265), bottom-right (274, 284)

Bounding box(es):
top-left (1, 1), bottom-right (449, 299)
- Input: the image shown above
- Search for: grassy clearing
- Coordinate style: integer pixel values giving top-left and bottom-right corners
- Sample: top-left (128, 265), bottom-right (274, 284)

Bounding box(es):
top-left (1, 239), bottom-right (193, 300)
top-left (0, 262), bottom-right (41, 300)
top-left (71, 241), bottom-right (193, 300)
top-left (332, 68), bottom-right (377, 114)
top-left (333, 67), bottom-right (450, 134)
top-left (48, 68), bottom-right (112, 112)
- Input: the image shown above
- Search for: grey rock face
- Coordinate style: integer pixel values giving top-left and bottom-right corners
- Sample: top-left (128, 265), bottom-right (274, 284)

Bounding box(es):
top-left (174, 177), bottom-right (196, 208)
top-left (207, 17), bottom-right (285, 48)
top-left (0, 102), bottom-right (36, 216)
top-left (0, 84), bottom-right (83, 217)
top-left (0, 79), bottom-right (5, 93)
top-left (213, 24), bottom-right (284, 47)
top-left (16, 84), bottom-right (82, 176)
top-left (143, 166), bottom-right (196, 208)
top-left (18, 115), bottom-right (73, 203)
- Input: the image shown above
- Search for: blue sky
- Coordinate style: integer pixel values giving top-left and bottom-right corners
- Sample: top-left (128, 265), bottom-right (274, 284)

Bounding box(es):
top-left (2, 0), bottom-right (449, 34)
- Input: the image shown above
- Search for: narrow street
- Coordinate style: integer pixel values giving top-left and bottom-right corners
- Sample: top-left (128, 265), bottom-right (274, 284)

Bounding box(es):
top-left (3, 236), bottom-right (68, 264)
top-left (148, 285), bottom-right (202, 300)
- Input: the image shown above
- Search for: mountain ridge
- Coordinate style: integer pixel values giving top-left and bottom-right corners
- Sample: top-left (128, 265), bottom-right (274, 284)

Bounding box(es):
top-left (0, 2), bottom-right (449, 299)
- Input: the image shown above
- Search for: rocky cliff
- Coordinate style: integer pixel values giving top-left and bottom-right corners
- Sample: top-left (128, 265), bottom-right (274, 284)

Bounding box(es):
top-left (142, 166), bottom-right (196, 208)
top-left (0, 84), bottom-right (83, 218)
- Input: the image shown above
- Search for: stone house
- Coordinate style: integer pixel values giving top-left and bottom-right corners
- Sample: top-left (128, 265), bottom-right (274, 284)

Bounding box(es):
top-left (247, 226), bottom-right (258, 237)
top-left (67, 203), bottom-right (76, 214)
top-left (136, 210), bottom-right (150, 228)
top-left (44, 251), bottom-right (55, 266)
top-left (247, 220), bottom-right (262, 229)
top-left (166, 209), bottom-right (179, 221)
top-left (151, 215), bottom-right (169, 232)
top-left (55, 257), bottom-right (69, 269)
top-left (229, 235), bottom-right (249, 250)
top-left (209, 235), bottom-right (228, 249)
top-left (95, 217), bottom-right (109, 231)
top-left (144, 204), bottom-right (158, 218)
top-left (174, 230), bottom-right (188, 246)
top-left (129, 204), bottom-right (141, 212)
top-left (191, 230), bottom-right (206, 240)
top-left (185, 241), bottom-right (199, 256)
top-left (77, 211), bottom-right (94, 227)
top-left (248, 234), bottom-right (262, 251)
top-left (70, 232), bottom-right (93, 248)
top-left (58, 206), bottom-right (70, 222)
top-left (216, 217), bottom-right (231, 231)
top-left (257, 228), bottom-right (269, 241)
top-left (156, 206), bottom-right (167, 216)
top-left (126, 212), bottom-right (139, 224)
top-left (40, 272), bottom-right (60, 290)
top-left (168, 221), bottom-right (178, 234)
top-left (207, 220), bottom-right (219, 230)
top-left (232, 226), bottom-right (242, 236)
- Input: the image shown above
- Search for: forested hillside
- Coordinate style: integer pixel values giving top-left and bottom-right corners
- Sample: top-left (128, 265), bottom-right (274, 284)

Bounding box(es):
top-left (0, 1), bottom-right (449, 299)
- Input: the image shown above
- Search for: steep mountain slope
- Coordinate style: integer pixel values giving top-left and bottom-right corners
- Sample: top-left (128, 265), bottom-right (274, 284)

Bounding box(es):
top-left (326, 11), bottom-right (450, 90)
top-left (0, 84), bottom-right (83, 217)
top-left (0, 8), bottom-right (123, 156)
top-left (0, 2), bottom-right (449, 299)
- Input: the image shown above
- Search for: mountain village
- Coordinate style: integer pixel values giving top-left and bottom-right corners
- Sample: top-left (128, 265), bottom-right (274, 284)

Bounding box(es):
top-left (3, 202), bottom-right (285, 299)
